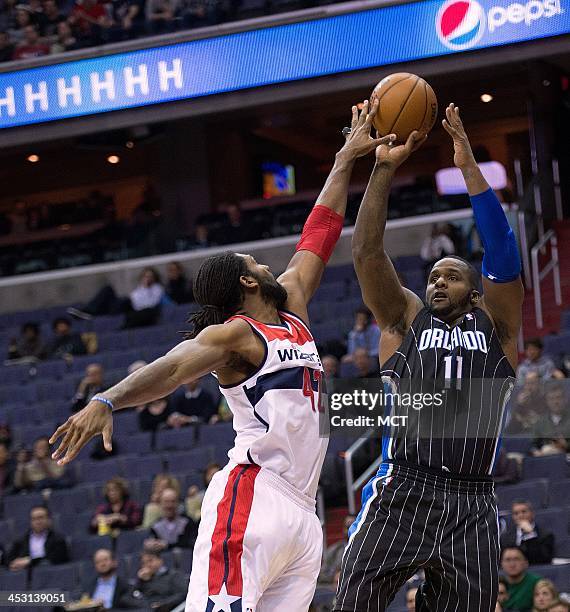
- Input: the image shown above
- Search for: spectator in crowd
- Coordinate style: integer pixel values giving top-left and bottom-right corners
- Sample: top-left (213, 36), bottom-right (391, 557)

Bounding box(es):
top-left (165, 261), bottom-right (193, 304)
top-left (179, 0), bottom-right (220, 27)
top-left (501, 547), bottom-right (542, 612)
top-left (191, 223), bottom-right (210, 249)
top-left (322, 354), bottom-right (339, 379)
top-left (217, 203), bottom-right (252, 245)
top-left (517, 338), bottom-right (564, 382)
top-left (497, 576), bottom-right (511, 612)
top-left (108, 0), bottom-right (145, 40)
top-left (420, 223), bottom-right (456, 277)
top-left (210, 395), bottom-right (233, 423)
top-left (42, 317), bottom-right (87, 359)
top-left (0, 30), bottom-right (14, 62)
top-left (185, 462), bottom-right (220, 522)
top-left (69, 0), bottom-right (112, 44)
top-left (128, 359), bottom-right (147, 374)
top-left (75, 548), bottom-right (140, 610)
top-left (532, 383), bottom-right (570, 456)
top-left (145, 487), bottom-right (198, 551)
top-left (72, 363), bottom-right (105, 413)
top-left (9, 5), bottom-right (33, 45)
top-left (7, 321), bottom-right (42, 360)
top-left (13, 436), bottom-right (73, 492)
top-left (0, 423), bottom-right (11, 448)
top-left (7, 505), bottom-right (69, 570)
top-left (549, 604), bottom-right (570, 612)
top-left (132, 550), bottom-right (189, 610)
top-left (406, 586), bottom-right (418, 612)
top-left (167, 378), bottom-right (217, 425)
top-left (138, 397), bottom-right (170, 432)
top-left (145, 0), bottom-right (177, 34)
top-left (318, 514), bottom-right (355, 584)
top-left (533, 580), bottom-right (559, 611)
top-left (12, 23), bottom-right (49, 59)
top-left (493, 448), bottom-right (520, 485)
top-left (39, 0), bottom-right (65, 39)
top-left (501, 501), bottom-right (554, 565)
top-left (507, 372), bottom-right (543, 435)
top-left (142, 474), bottom-right (181, 529)
top-left (343, 308), bottom-right (380, 362)
top-left (353, 347), bottom-right (378, 378)
top-left (69, 268), bottom-right (164, 328)
top-left (50, 20), bottom-right (80, 53)
top-left (91, 477), bottom-right (142, 533)
top-left (0, 442), bottom-right (14, 497)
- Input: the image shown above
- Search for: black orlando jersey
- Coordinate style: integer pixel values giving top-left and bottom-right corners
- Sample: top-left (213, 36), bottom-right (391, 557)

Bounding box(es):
top-left (379, 306), bottom-right (515, 476)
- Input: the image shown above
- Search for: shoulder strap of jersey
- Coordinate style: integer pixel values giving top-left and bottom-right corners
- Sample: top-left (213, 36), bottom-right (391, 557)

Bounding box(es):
top-left (279, 309), bottom-right (314, 341)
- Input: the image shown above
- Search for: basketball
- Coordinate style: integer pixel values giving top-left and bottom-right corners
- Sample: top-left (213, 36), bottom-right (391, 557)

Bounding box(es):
top-left (371, 73), bottom-right (438, 144)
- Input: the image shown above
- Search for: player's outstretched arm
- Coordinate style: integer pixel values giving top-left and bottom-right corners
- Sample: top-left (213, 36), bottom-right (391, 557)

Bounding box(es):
top-left (279, 100), bottom-right (396, 311)
top-left (443, 103), bottom-right (523, 360)
top-left (352, 132), bottom-right (426, 336)
top-left (49, 320), bottom-right (251, 464)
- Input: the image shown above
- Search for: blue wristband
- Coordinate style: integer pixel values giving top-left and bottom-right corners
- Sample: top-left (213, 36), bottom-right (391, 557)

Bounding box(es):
top-left (92, 396), bottom-right (114, 411)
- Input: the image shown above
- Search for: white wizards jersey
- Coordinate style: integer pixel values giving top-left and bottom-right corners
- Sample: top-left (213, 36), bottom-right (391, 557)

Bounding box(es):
top-left (219, 310), bottom-right (328, 499)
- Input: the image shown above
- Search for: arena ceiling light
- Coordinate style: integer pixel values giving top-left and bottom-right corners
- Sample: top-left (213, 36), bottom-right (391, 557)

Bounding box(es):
top-left (107, 155), bottom-right (120, 164)
top-left (480, 93), bottom-right (493, 103)
top-left (27, 154), bottom-right (39, 163)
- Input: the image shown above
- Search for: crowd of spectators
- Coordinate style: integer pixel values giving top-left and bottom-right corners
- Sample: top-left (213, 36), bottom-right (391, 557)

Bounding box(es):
top-left (0, 0), bottom-right (344, 64)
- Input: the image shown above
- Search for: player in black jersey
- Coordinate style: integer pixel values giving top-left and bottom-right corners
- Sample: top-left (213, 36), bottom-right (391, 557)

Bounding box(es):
top-left (335, 105), bottom-right (524, 612)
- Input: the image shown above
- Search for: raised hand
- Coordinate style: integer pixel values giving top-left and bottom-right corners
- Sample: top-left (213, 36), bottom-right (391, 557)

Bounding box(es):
top-left (340, 99), bottom-right (396, 160)
top-left (49, 400), bottom-right (114, 465)
top-left (442, 103), bottom-right (476, 170)
top-left (375, 130), bottom-right (427, 171)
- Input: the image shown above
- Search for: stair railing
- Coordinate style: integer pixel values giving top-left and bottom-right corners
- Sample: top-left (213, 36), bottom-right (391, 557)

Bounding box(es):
top-left (344, 430), bottom-right (382, 515)
top-left (531, 229), bottom-right (562, 329)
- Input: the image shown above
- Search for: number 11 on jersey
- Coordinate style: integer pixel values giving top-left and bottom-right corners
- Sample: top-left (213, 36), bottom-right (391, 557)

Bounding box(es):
top-left (443, 355), bottom-right (463, 390)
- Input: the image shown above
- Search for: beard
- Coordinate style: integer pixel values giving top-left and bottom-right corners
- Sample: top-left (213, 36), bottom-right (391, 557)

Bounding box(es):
top-left (428, 291), bottom-right (472, 318)
top-left (256, 274), bottom-right (288, 310)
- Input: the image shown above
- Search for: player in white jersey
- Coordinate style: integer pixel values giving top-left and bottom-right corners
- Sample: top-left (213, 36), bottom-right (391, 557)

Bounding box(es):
top-left (49, 101), bottom-right (395, 612)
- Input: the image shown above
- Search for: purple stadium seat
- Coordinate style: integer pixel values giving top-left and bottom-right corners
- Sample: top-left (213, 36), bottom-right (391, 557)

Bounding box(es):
top-left (549, 480), bottom-right (570, 507)
top-left (313, 282), bottom-right (346, 303)
top-left (0, 384), bottom-right (36, 405)
top-left (120, 455), bottom-right (164, 480)
top-left (501, 437), bottom-right (533, 454)
top-left (522, 455), bottom-right (569, 480)
top-left (76, 458), bottom-right (122, 484)
top-left (70, 535), bottom-right (113, 561)
top-left (340, 362), bottom-right (358, 378)
top-left (49, 485), bottom-right (96, 514)
top-left (36, 379), bottom-right (74, 402)
top-left (533, 508), bottom-right (569, 541)
top-left (198, 423), bottom-right (234, 448)
top-left (155, 428), bottom-right (196, 452)
top-left (7, 406), bottom-right (40, 425)
top-left (90, 315), bottom-right (123, 333)
top-left (3, 492), bottom-right (45, 519)
top-left (30, 561), bottom-right (82, 591)
top-left (97, 331), bottom-right (131, 352)
top-left (1, 364), bottom-right (31, 385)
top-left (0, 569), bottom-right (27, 590)
top-left (173, 547), bottom-right (193, 573)
top-left (527, 563), bottom-right (570, 590)
top-left (115, 432), bottom-right (153, 455)
top-left (33, 360), bottom-right (67, 380)
top-left (13, 422), bottom-right (57, 447)
top-left (0, 520), bottom-right (14, 546)
top-left (495, 479), bottom-right (549, 511)
top-left (555, 536), bottom-right (570, 558)
top-left (114, 528), bottom-right (151, 557)
top-left (164, 447), bottom-right (216, 474)
top-left (114, 410), bottom-right (141, 435)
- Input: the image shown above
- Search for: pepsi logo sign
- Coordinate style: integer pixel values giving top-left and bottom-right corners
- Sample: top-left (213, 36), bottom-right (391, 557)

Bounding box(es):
top-left (436, 0), bottom-right (486, 49)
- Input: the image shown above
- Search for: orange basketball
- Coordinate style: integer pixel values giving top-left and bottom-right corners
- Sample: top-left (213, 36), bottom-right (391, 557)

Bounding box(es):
top-left (371, 73), bottom-right (438, 145)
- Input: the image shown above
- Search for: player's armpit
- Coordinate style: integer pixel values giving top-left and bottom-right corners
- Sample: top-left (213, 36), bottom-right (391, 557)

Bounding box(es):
top-left (480, 276), bottom-right (523, 365)
top-left (165, 318), bottom-right (256, 386)
top-left (278, 250), bottom-right (324, 307)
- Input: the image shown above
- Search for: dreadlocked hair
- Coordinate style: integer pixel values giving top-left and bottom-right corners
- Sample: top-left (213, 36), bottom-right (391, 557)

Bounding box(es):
top-left (186, 252), bottom-right (249, 339)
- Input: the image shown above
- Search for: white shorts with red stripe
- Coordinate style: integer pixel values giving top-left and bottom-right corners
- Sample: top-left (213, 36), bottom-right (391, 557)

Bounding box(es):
top-left (185, 462), bottom-right (323, 612)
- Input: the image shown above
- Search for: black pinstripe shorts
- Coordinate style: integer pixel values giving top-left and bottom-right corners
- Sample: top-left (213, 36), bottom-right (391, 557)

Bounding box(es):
top-left (334, 462), bottom-right (499, 612)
